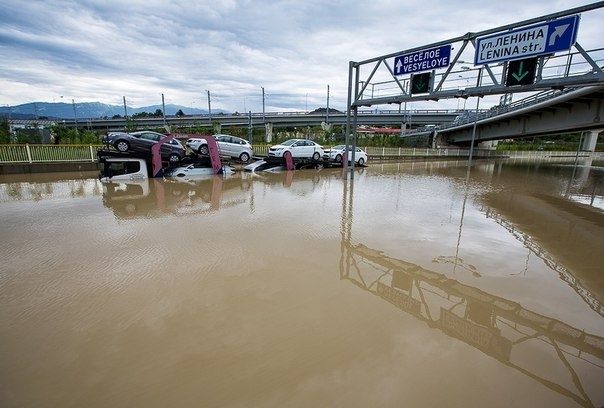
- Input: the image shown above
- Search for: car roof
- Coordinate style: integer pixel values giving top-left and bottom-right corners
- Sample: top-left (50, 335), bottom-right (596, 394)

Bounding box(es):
top-left (215, 134), bottom-right (244, 139)
top-left (131, 131), bottom-right (163, 135)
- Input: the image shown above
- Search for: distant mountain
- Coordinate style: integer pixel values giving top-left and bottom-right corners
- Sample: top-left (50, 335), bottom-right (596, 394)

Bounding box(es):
top-left (0, 102), bottom-right (224, 120)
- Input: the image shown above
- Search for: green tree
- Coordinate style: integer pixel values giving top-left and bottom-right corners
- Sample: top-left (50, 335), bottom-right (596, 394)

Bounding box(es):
top-left (80, 130), bottom-right (101, 144)
top-left (50, 124), bottom-right (80, 144)
top-left (0, 118), bottom-right (10, 144)
top-left (154, 109), bottom-right (163, 117)
top-left (175, 109), bottom-right (185, 117)
top-left (125, 118), bottom-right (138, 132)
top-left (15, 130), bottom-right (42, 144)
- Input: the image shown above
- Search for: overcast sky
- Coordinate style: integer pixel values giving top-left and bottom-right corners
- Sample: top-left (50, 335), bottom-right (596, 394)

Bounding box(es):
top-left (1, 0), bottom-right (602, 112)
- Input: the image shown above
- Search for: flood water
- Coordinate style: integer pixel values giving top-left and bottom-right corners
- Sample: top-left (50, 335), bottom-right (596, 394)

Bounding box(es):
top-left (1, 158), bottom-right (603, 407)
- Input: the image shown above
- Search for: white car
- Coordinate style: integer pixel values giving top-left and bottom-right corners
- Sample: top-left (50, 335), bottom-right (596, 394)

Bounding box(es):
top-left (267, 139), bottom-right (324, 160)
top-left (324, 145), bottom-right (368, 165)
top-left (186, 134), bottom-right (253, 162)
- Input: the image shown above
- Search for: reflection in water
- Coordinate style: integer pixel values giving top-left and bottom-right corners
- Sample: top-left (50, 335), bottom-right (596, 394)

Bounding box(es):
top-left (102, 175), bottom-right (252, 218)
top-left (481, 186), bottom-right (604, 317)
top-left (340, 171), bottom-right (604, 408)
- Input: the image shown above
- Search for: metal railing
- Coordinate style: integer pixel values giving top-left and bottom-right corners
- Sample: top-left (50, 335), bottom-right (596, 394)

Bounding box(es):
top-left (1, 144), bottom-right (602, 164)
top-left (0, 144), bottom-right (101, 163)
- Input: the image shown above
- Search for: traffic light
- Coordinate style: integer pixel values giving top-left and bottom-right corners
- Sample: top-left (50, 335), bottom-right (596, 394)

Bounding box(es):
top-left (505, 57), bottom-right (538, 87)
top-left (410, 72), bottom-right (433, 95)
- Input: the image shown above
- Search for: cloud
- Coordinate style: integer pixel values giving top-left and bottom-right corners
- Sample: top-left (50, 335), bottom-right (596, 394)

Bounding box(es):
top-left (0, 0), bottom-right (602, 112)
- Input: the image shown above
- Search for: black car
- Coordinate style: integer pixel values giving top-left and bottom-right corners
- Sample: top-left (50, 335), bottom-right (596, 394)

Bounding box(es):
top-left (102, 131), bottom-right (185, 162)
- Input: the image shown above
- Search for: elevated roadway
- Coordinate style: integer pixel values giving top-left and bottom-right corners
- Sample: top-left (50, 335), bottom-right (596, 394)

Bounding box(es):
top-left (411, 86), bottom-right (604, 148)
top-left (9, 110), bottom-right (460, 132)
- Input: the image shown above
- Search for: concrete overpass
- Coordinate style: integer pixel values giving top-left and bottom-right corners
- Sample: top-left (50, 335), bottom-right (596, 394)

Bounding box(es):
top-left (10, 110), bottom-right (460, 132)
top-left (423, 86), bottom-right (604, 149)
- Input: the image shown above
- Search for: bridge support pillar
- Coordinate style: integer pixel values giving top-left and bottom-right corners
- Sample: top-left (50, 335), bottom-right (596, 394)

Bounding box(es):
top-left (478, 140), bottom-right (498, 150)
top-left (581, 129), bottom-right (601, 152)
top-left (432, 132), bottom-right (444, 148)
top-left (265, 122), bottom-right (273, 143)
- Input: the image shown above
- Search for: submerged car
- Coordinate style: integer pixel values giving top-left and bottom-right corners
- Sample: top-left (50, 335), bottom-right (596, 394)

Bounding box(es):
top-left (185, 134), bottom-right (253, 162)
top-left (324, 145), bottom-right (368, 165)
top-left (102, 131), bottom-right (185, 163)
top-left (164, 163), bottom-right (234, 179)
top-left (267, 139), bottom-right (324, 160)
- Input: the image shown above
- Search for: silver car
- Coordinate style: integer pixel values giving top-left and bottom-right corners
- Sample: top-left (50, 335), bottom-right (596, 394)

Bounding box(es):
top-left (186, 134), bottom-right (253, 162)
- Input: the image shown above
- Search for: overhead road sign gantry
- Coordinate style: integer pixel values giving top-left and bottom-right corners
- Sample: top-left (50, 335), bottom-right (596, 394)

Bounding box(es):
top-left (474, 14), bottom-right (580, 65)
top-left (345, 3), bottom-right (604, 107)
top-left (394, 45), bottom-right (451, 75)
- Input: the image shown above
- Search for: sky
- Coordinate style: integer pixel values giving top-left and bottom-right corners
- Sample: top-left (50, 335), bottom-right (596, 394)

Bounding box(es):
top-left (0, 0), bottom-right (603, 112)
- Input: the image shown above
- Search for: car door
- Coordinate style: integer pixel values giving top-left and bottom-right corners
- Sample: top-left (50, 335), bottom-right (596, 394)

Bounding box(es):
top-left (216, 135), bottom-right (233, 156)
top-left (135, 132), bottom-right (157, 153)
top-left (145, 133), bottom-right (170, 157)
top-left (307, 141), bottom-right (318, 157)
top-left (290, 140), bottom-right (303, 157)
top-left (230, 136), bottom-right (245, 157)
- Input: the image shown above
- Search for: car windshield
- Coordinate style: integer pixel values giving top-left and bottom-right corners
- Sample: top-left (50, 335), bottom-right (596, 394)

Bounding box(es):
top-left (333, 145), bottom-right (346, 150)
top-left (280, 139), bottom-right (298, 146)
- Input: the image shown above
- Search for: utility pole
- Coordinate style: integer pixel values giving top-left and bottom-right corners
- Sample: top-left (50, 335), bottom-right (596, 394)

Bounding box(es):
top-left (72, 99), bottom-right (78, 132)
top-left (248, 111), bottom-right (253, 144)
top-left (261, 87), bottom-right (265, 123)
top-left (206, 90), bottom-right (212, 124)
top-left (123, 96), bottom-right (128, 118)
top-left (161, 93), bottom-right (166, 127)
top-left (326, 84), bottom-right (330, 124)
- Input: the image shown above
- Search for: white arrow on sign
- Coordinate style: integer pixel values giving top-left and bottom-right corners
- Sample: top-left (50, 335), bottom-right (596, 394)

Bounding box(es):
top-left (395, 59), bottom-right (403, 74)
top-left (548, 24), bottom-right (570, 46)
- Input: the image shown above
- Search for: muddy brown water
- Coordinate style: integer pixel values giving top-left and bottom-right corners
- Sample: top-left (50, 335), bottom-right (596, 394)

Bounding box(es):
top-left (1, 158), bottom-right (603, 407)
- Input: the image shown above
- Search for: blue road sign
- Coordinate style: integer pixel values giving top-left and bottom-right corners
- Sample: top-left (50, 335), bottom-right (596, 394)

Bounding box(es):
top-left (394, 45), bottom-right (451, 76)
top-left (474, 14), bottom-right (580, 65)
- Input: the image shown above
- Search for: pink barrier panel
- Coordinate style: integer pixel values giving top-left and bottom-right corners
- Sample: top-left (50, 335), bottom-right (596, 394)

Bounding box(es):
top-left (283, 151), bottom-right (294, 171)
top-left (204, 135), bottom-right (223, 174)
top-left (151, 134), bottom-right (177, 177)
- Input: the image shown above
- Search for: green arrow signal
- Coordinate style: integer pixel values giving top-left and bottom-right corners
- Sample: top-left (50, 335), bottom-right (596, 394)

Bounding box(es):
top-left (416, 80), bottom-right (426, 90)
top-left (511, 61), bottom-right (528, 82)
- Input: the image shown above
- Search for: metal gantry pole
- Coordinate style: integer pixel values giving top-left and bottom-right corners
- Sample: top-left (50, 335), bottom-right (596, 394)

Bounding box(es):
top-left (468, 96), bottom-right (481, 166)
top-left (467, 68), bottom-right (483, 166)
top-left (344, 61), bottom-right (354, 176)
top-left (351, 64), bottom-right (360, 178)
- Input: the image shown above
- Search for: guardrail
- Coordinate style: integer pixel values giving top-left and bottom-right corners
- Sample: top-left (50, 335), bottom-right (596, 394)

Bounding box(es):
top-left (1, 144), bottom-right (602, 164)
top-left (0, 144), bottom-right (101, 163)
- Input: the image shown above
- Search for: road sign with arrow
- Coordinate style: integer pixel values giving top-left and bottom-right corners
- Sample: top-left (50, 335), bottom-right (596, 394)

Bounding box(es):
top-left (393, 45), bottom-right (451, 76)
top-left (411, 72), bottom-right (433, 94)
top-left (475, 14), bottom-right (580, 65)
top-left (505, 57), bottom-right (538, 86)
